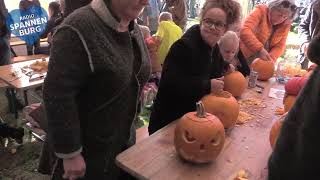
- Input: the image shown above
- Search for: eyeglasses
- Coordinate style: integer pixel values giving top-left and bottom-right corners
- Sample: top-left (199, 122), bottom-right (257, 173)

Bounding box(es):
top-left (202, 18), bottom-right (226, 31)
top-left (280, 0), bottom-right (297, 12)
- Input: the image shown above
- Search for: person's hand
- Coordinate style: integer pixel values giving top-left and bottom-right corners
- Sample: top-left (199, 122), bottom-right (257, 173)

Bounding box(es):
top-left (63, 154), bottom-right (86, 180)
top-left (226, 64), bottom-right (235, 74)
top-left (210, 77), bottom-right (224, 94)
top-left (146, 36), bottom-right (161, 53)
top-left (259, 48), bottom-right (273, 61)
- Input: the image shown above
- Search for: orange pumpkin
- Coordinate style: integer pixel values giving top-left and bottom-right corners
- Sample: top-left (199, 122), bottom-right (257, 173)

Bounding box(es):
top-left (250, 58), bottom-right (275, 81)
top-left (269, 115), bottom-right (285, 149)
top-left (174, 102), bottom-right (225, 163)
top-left (224, 71), bottom-right (247, 97)
top-left (283, 95), bottom-right (297, 112)
top-left (201, 91), bottom-right (239, 128)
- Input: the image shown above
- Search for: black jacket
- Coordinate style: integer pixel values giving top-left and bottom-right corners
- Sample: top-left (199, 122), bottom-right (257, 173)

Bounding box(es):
top-left (149, 25), bottom-right (229, 134)
top-left (237, 50), bottom-right (250, 77)
top-left (298, 0), bottom-right (320, 46)
top-left (40, 13), bottom-right (63, 39)
top-left (19, 0), bottom-right (41, 11)
top-left (298, 0), bottom-right (320, 68)
top-left (0, 0), bottom-right (8, 38)
top-left (268, 35), bottom-right (320, 180)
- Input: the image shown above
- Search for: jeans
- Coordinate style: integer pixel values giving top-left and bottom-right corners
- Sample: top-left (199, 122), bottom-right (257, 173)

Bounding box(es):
top-left (26, 40), bottom-right (40, 55)
top-left (0, 37), bottom-right (11, 65)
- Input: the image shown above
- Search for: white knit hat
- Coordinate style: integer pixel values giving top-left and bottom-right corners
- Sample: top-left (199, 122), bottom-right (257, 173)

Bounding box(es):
top-left (267, 0), bottom-right (297, 7)
top-left (267, 0), bottom-right (297, 19)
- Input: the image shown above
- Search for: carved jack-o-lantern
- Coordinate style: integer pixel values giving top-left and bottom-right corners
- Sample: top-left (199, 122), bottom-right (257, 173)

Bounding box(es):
top-left (174, 102), bottom-right (225, 163)
top-left (269, 114), bottom-right (286, 149)
top-left (224, 71), bottom-right (247, 97)
top-left (251, 58), bottom-right (275, 81)
top-left (201, 91), bottom-right (240, 128)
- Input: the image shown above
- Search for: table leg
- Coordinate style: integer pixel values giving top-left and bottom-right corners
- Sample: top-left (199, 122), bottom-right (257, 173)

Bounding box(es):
top-left (8, 88), bottom-right (18, 119)
top-left (23, 90), bottom-right (29, 106)
top-left (10, 47), bottom-right (17, 57)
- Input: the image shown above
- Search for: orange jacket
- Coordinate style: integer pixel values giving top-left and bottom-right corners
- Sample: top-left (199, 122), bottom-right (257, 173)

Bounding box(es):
top-left (240, 5), bottom-right (291, 62)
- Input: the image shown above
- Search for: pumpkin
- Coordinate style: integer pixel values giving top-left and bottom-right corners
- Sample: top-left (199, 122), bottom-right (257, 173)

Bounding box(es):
top-left (174, 101), bottom-right (225, 163)
top-left (269, 115), bottom-right (285, 149)
top-left (250, 58), bottom-right (275, 81)
top-left (224, 71), bottom-right (247, 97)
top-left (201, 91), bottom-right (239, 128)
top-left (283, 95), bottom-right (297, 112)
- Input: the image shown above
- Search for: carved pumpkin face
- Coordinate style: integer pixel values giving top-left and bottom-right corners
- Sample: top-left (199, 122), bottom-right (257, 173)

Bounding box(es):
top-left (224, 71), bottom-right (247, 97)
top-left (269, 115), bottom-right (285, 149)
top-left (201, 91), bottom-right (239, 128)
top-left (250, 58), bottom-right (275, 81)
top-left (174, 102), bottom-right (225, 163)
top-left (283, 95), bottom-right (296, 112)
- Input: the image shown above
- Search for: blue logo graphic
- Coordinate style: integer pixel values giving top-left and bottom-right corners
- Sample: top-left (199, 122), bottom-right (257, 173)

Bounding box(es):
top-left (6, 5), bottom-right (48, 45)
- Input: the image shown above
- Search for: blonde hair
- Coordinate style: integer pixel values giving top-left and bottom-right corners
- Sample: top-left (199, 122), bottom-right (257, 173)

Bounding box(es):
top-left (159, 12), bottom-right (172, 22)
top-left (218, 31), bottom-right (239, 47)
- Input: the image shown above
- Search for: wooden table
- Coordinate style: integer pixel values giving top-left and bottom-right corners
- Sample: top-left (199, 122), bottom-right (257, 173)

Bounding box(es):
top-left (116, 79), bottom-right (284, 180)
top-left (0, 59), bottom-right (48, 90)
top-left (0, 58), bottom-right (48, 118)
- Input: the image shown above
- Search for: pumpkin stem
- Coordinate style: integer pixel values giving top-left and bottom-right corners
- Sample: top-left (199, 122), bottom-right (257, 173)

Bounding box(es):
top-left (196, 101), bottom-right (206, 118)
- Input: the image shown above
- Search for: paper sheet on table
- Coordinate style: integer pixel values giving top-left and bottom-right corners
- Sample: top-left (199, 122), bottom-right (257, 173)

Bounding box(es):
top-left (268, 88), bottom-right (285, 99)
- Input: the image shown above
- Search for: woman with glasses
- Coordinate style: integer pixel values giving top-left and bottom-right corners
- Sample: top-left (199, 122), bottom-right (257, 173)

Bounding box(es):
top-left (240, 0), bottom-right (298, 63)
top-left (148, 0), bottom-right (241, 134)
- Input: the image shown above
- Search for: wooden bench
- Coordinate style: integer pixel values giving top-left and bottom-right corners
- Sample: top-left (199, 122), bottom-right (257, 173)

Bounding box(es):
top-left (12, 54), bottom-right (49, 63)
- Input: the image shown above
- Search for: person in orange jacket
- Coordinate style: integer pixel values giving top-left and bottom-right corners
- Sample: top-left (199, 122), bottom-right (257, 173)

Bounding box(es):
top-left (240, 0), bottom-right (298, 63)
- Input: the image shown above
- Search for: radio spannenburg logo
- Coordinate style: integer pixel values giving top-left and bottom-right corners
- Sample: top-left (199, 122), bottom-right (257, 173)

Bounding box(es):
top-left (6, 4), bottom-right (48, 45)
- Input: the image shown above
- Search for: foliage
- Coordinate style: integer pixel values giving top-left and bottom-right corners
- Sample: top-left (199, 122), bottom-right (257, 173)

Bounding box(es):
top-left (138, 106), bottom-right (151, 127)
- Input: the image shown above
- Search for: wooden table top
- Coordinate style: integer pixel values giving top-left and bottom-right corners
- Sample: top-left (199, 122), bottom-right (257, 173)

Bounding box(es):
top-left (116, 79), bottom-right (284, 180)
top-left (12, 54), bottom-right (49, 63)
top-left (0, 58), bottom-right (48, 90)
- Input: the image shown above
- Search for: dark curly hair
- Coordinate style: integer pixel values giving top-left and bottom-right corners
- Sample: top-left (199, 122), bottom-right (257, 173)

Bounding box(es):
top-left (200, 0), bottom-right (241, 28)
top-left (49, 1), bottom-right (61, 17)
top-left (307, 34), bottom-right (320, 65)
